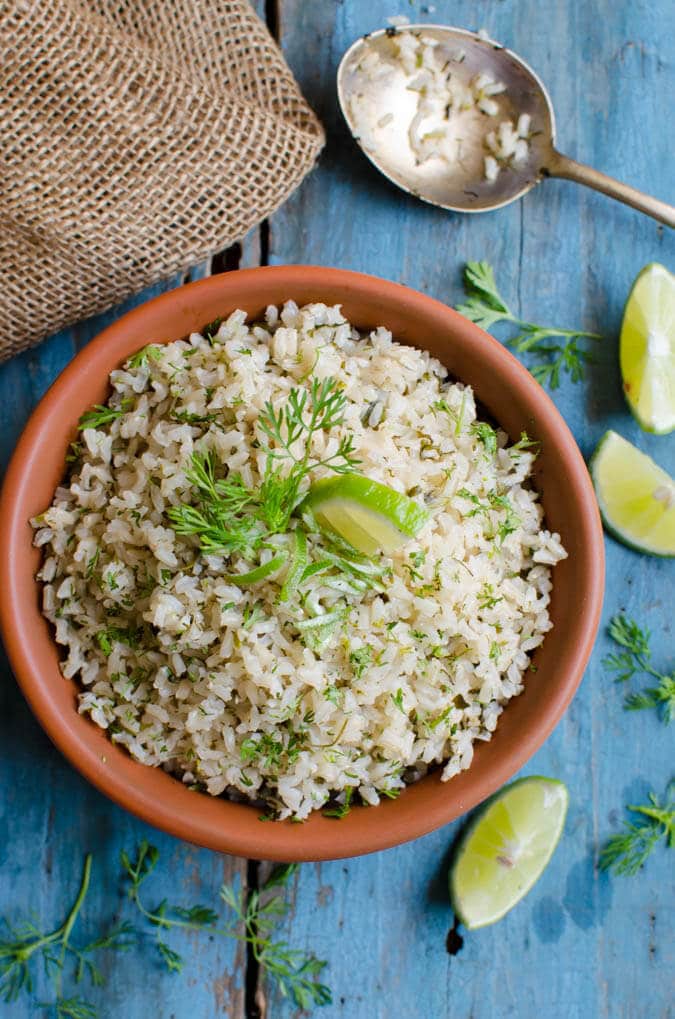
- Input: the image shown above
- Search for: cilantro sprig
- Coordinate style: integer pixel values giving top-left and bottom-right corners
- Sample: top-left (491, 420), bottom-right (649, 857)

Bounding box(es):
top-left (0, 855), bottom-right (134, 1017)
top-left (123, 844), bottom-right (331, 1009)
top-left (126, 345), bottom-right (162, 369)
top-left (120, 842), bottom-right (217, 972)
top-left (456, 261), bottom-right (602, 389)
top-left (470, 421), bottom-right (498, 458)
top-left (168, 377), bottom-right (360, 559)
top-left (2, 845), bottom-right (332, 1015)
top-left (604, 614), bottom-right (675, 723)
top-left (77, 400), bottom-right (132, 431)
top-left (456, 487), bottom-right (521, 545)
top-left (323, 787), bottom-right (354, 820)
top-left (600, 782), bottom-right (675, 875)
top-left (167, 452), bottom-right (262, 558)
top-left (221, 863), bottom-right (331, 1009)
top-left (258, 376), bottom-right (361, 533)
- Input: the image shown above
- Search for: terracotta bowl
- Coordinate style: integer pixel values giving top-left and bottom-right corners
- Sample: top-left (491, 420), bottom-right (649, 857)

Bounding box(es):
top-left (0, 266), bottom-right (604, 861)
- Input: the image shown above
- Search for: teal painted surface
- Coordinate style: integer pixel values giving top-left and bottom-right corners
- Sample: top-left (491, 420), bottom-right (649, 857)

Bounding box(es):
top-left (1, 1), bottom-right (674, 1017)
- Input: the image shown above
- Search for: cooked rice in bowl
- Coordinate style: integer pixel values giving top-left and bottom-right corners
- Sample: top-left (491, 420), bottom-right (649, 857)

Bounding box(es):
top-left (32, 302), bottom-right (566, 820)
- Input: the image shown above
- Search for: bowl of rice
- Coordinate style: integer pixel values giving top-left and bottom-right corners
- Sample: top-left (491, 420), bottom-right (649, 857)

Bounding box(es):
top-left (0, 266), bottom-right (604, 860)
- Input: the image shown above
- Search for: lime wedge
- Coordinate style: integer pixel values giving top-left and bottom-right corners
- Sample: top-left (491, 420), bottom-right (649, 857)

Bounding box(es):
top-left (449, 777), bottom-right (568, 930)
top-left (590, 430), bottom-right (675, 557)
top-left (620, 262), bottom-right (675, 434)
top-left (303, 473), bottom-right (430, 555)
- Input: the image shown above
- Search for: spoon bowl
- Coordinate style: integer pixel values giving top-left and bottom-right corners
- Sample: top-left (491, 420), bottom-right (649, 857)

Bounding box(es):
top-left (337, 25), bottom-right (675, 226)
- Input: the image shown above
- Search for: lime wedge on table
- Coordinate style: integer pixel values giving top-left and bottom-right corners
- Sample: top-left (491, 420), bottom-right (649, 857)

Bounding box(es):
top-left (620, 262), bottom-right (675, 434)
top-left (449, 777), bottom-right (568, 930)
top-left (590, 430), bottom-right (675, 557)
top-left (303, 473), bottom-right (430, 555)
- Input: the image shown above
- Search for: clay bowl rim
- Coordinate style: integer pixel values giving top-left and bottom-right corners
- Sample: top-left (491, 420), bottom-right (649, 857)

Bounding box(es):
top-left (0, 265), bottom-right (605, 861)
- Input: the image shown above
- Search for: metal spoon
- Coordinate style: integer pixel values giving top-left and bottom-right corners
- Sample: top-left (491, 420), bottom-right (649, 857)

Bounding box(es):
top-left (337, 25), bottom-right (675, 227)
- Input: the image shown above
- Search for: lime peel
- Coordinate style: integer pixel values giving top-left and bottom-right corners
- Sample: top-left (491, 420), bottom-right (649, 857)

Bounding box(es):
top-left (302, 473), bottom-right (431, 556)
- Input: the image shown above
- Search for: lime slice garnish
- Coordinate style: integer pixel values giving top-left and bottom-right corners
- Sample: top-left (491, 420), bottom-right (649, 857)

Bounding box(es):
top-left (620, 262), bottom-right (675, 435)
top-left (449, 777), bottom-right (568, 930)
top-left (590, 430), bottom-right (675, 557)
top-left (303, 473), bottom-right (430, 555)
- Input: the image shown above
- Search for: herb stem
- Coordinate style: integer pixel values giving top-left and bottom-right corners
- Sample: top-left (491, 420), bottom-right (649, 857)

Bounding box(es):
top-left (55, 855), bottom-right (93, 996)
top-left (604, 614), bottom-right (675, 722)
top-left (456, 261), bottom-right (602, 389)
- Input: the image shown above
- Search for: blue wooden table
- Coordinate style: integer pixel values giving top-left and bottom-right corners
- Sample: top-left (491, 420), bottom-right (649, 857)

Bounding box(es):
top-left (1, 2), bottom-right (673, 1017)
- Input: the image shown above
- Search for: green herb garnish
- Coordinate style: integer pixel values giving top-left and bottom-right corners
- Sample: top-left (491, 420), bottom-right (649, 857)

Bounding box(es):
top-left (220, 863), bottom-right (331, 1009)
top-left (127, 345), bottom-right (162, 369)
top-left (169, 409), bottom-right (221, 426)
top-left (0, 856), bottom-right (134, 1016)
top-left (84, 548), bottom-right (100, 580)
top-left (201, 317), bottom-right (223, 342)
top-left (478, 582), bottom-right (503, 610)
top-left (78, 400), bottom-right (131, 431)
top-left (166, 377), bottom-right (361, 580)
top-left (257, 377), bottom-right (361, 534)
top-left (242, 601), bottom-right (266, 629)
top-left (123, 844), bottom-right (330, 1007)
top-left (599, 782), bottom-right (674, 875)
top-left (456, 488), bottom-right (520, 546)
top-left (323, 786), bottom-right (354, 819)
top-left (470, 421), bottom-right (498, 458)
top-left (457, 261), bottom-right (602, 389)
top-left (425, 706), bottom-right (455, 732)
top-left (391, 688), bottom-right (406, 713)
top-left (121, 842), bottom-right (216, 972)
top-left (3, 847), bottom-right (330, 1014)
top-left (604, 614), bottom-right (675, 723)
top-left (433, 393), bottom-right (467, 435)
top-left (167, 452), bottom-right (262, 557)
top-left (96, 626), bottom-right (138, 657)
top-left (510, 431), bottom-right (540, 457)
top-left (66, 441), bottom-right (83, 464)
top-left (240, 724), bottom-right (313, 773)
top-left (349, 645), bottom-right (373, 679)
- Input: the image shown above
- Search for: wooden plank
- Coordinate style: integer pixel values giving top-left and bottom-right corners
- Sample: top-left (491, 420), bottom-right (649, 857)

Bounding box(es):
top-left (263, 2), bottom-right (675, 1017)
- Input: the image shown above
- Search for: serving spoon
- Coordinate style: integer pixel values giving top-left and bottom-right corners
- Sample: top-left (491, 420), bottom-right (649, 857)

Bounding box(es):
top-left (337, 25), bottom-right (675, 227)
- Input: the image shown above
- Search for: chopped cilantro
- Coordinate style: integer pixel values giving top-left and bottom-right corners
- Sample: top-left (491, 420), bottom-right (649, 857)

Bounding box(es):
top-left (323, 786), bottom-right (354, 819)
top-left (470, 421), bottom-right (498, 458)
top-left (391, 688), bottom-right (406, 713)
top-left (349, 645), bottom-right (373, 679)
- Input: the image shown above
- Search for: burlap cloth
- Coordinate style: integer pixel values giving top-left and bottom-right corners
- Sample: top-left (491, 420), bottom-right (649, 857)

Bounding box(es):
top-left (0, 0), bottom-right (325, 360)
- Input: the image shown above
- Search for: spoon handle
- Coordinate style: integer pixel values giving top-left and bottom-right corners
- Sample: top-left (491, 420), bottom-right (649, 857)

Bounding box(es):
top-left (546, 151), bottom-right (675, 228)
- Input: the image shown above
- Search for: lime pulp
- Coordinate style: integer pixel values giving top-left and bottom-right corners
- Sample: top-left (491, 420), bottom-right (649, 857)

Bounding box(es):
top-left (620, 262), bottom-right (675, 435)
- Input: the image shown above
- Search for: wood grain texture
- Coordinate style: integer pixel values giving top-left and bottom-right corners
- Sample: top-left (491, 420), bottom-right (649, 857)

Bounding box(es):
top-left (0, 1), bottom-right (673, 1017)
